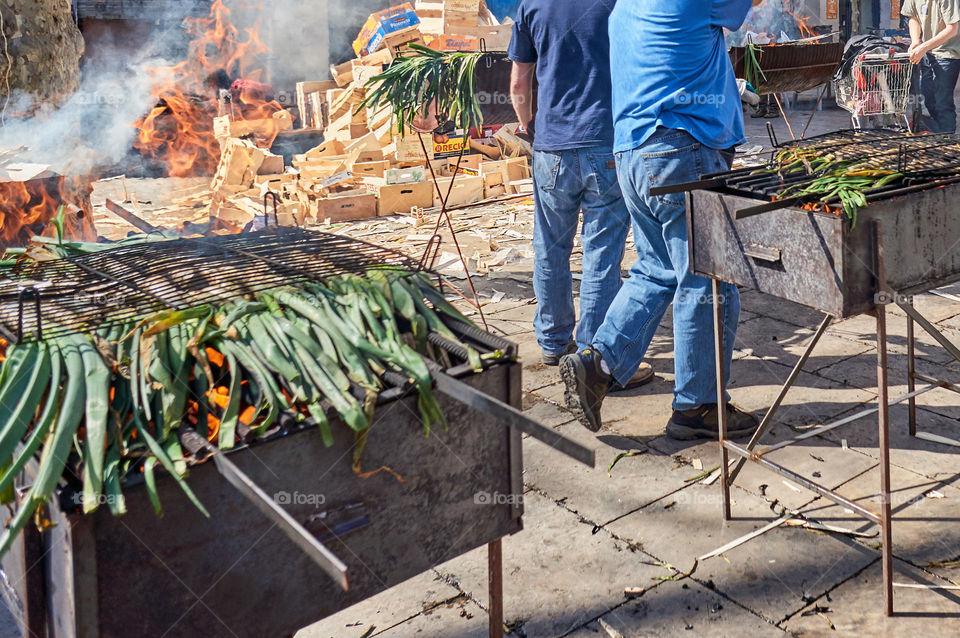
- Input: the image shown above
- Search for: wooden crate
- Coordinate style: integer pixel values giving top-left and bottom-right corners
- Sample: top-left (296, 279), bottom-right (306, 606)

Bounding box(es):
top-left (378, 181), bottom-right (435, 215)
top-left (352, 160), bottom-right (391, 178)
top-left (433, 175), bottom-right (484, 208)
top-left (316, 191), bottom-right (378, 222)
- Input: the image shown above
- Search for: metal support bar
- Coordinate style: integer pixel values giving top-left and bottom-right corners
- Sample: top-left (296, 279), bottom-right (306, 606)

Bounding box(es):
top-left (907, 299), bottom-right (918, 437)
top-left (212, 453), bottom-right (350, 591)
top-left (713, 280), bottom-right (732, 521)
top-left (724, 441), bottom-right (882, 523)
top-left (898, 300), bottom-right (960, 364)
top-left (178, 428), bottom-right (350, 590)
top-left (431, 370), bottom-right (595, 468)
top-left (874, 221), bottom-right (894, 617)
top-left (728, 314), bottom-right (832, 484)
top-left (757, 384), bottom-right (938, 456)
top-left (488, 540), bottom-right (503, 638)
top-left (914, 372), bottom-right (960, 395)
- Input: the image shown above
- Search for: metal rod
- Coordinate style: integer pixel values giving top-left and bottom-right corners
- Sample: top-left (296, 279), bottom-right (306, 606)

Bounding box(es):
top-left (713, 279), bottom-right (732, 521)
top-left (728, 314), bottom-right (832, 485)
top-left (874, 221), bottom-right (894, 617)
top-left (724, 441), bottom-right (882, 523)
top-left (647, 178), bottom-right (724, 197)
top-left (488, 540), bottom-right (504, 638)
top-left (914, 372), bottom-right (960, 395)
top-left (907, 298), bottom-right (917, 437)
top-left (430, 369), bottom-right (595, 467)
top-left (177, 429), bottom-right (350, 590)
top-left (757, 384), bottom-right (938, 456)
top-left (800, 83), bottom-right (828, 140)
top-left (771, 93), bottom-right (796, 140)
top-left (734, 198), bottom-right (804, 219)
top-left (897, 300), bottom-right (960, 365)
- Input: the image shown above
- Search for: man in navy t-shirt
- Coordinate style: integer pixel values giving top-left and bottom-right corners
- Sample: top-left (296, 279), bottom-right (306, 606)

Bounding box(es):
top-left (561, 0), bottom-right (763, 440)
top-left (508, 0), bottom-right (652, 390)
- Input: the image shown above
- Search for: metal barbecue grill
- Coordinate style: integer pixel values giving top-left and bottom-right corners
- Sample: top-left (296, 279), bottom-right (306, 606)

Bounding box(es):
top-left (650, 128), bottom-right (960, 616)
top-left (0, 227), bottom-right (420, 343)
top-left (0, 228), bottom-right (593, 638)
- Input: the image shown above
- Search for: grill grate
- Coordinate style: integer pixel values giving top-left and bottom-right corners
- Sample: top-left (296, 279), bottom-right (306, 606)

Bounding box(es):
top-left (0, 228), bottom-right (419, 343)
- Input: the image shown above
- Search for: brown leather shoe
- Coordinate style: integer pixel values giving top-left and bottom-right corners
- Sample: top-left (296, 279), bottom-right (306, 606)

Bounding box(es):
top-left (610, 362), bottom-right (655, 392)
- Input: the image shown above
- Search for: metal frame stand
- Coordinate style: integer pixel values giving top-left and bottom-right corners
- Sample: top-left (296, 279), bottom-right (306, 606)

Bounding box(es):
top-left (712, 221), bottom-right (960, 617)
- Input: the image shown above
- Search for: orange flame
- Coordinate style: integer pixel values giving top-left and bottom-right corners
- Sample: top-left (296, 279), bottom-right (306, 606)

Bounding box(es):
top-left (0, 177), bottom-right (90, 248)
top-left (785, 7), bottom-right (815, 38)
top-left (133, 0), bottom-right (284, 177)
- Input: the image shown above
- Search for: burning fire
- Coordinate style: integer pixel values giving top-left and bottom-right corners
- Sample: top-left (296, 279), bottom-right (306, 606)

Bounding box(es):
top-left (785, 6), bottom-right (815, 38)
top-left (0, 176), bottom-right (93, 248)
top-left (134, 0), bottom-right (285, 177)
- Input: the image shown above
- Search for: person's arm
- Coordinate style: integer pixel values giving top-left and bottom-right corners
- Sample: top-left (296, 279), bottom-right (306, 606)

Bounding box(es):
top-left (712, 0), bottom-right (765, 30)
top-left (510, 62), bottom-right (535, 131)
top-left (908, 16), bottom-right (923, 51)
top-left (910, 21), bottom-right (960, 63)
top-left (507, 7), bottom-right (537, 137)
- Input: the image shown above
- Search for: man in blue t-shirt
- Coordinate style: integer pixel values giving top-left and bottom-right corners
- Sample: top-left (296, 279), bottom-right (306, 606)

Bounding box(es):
top-left (508, 0), bottom-right (652, 390)
top-left (561, 0), bottom-right (762, 440)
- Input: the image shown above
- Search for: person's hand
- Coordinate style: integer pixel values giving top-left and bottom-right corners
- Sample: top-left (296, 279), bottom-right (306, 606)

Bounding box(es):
top-left (517, 122), bottom-right (535, 144)
top-left (910, 42), bottom-right (929, 65)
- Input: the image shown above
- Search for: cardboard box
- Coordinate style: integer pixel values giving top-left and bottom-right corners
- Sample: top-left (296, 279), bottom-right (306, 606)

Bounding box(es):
top-left (378, 181), bottom-right (435, 215)
top-left (481, 157), bottom-right (529, 183)
top-left (433, 175), bottom-right (484, 208)
top-left (316, 191), bottom-right (378, 223)
top-left (353, 4), bottom-right (421, 56)
top-left (422, 33), bottom-right (479, 51)
top-left (475, 24), bottom-right (513, 51)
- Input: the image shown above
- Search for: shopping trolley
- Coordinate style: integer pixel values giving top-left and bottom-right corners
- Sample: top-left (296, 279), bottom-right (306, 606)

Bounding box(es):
top-left (834, 49), bottom-right (914, 131)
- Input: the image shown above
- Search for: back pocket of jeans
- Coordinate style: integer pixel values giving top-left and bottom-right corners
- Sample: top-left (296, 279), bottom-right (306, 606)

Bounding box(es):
top-left (533, 151), bottom-right (562, 191)
top-left (642, 144), bottom-right (700, 206)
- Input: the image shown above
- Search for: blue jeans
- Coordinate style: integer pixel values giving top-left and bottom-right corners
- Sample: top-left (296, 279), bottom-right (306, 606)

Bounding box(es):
top-left (532, 147), bottom-right (630, 356)
top-left (591, 128), bottom-right (740, 410)
top-left (921, 55), bottom-right (960, 133)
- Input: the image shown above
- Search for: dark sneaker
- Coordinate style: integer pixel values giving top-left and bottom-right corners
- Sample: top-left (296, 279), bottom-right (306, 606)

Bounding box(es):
top-left (560, 348), bottom-right (611, 432)
top-left (542, 341), bottom-right (577, 367)
top-left (666, 404), bottom-right (759, 441)
top-left (610, 362), bottom-right (655, 392)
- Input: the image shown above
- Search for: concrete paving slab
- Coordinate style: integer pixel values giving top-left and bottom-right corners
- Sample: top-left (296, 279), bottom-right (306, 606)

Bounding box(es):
top-left (726, 358), bottom-right (876, 427)
top-left (524, 422), bottom-right (695, 526)
top-left (566, 579), bottom-right (785, 638)
top-left (733, 316), bottom-right (872, 373)
top-left (297, 570), bottom-right (467, 638)
top-left (783, 560), bottom-right (960, 636)
top-left (374, 595), bottom-right (489, 638)
top-left (816, 404), bottom-right (960, 481)
top-left (800, 464), bottom-right (960, 568)
top-left (435, 491), bottom-right (667, 638)
top-left (825, 311), bottom-right (960, 366)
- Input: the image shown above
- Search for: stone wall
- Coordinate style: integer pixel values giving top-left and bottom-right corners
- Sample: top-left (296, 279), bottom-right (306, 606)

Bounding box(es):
top-left (0, 0), bottom-right (84, 108)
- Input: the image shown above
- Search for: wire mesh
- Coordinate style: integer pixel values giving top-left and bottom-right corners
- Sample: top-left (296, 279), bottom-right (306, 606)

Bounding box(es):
top-left (834, 53), bottom-right (914, 117)
top-left (0, 228), bottom-right (420, 343)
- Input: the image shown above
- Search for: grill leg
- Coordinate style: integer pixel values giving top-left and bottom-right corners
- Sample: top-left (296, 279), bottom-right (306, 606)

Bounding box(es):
top-left (877, 305), bottom-right (894, 617)
top-left (488, 540), bottom-right (503, 638)
top-left (713, 279), bottom-right (732, 521)
top-left (906, 298), bottom-right (918, 437)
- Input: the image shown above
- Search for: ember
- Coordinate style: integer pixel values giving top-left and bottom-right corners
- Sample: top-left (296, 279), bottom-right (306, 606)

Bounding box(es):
top-left (133, 0), bottom-right (284, 177)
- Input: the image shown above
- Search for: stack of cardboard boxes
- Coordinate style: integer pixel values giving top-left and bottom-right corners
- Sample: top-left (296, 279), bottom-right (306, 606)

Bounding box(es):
top-left (210, 1), bottom-right (529, 229)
